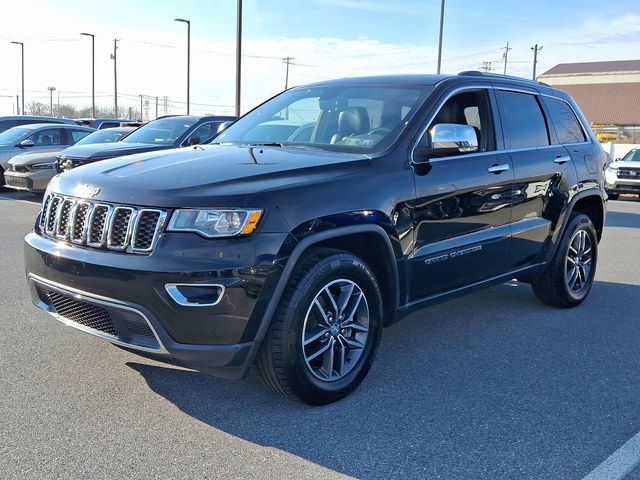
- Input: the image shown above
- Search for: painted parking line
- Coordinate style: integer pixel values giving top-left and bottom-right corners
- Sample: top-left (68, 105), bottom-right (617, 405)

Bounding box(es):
top-left (582, 431), bottom-right (640, 480)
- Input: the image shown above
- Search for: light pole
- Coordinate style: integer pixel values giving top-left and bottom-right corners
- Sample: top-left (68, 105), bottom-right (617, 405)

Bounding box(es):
top-left (110, 39), bottom-right (120, 117)
top-left (436, 0), bottom-right (445, 74)
top-left (531, 44), bottom-right (543, 80)
top-left (139, 94), bottom-right (143, 121)
top-left (48, 86), bottom-right (56, 116)
top-left (235, 0), bottom-right (242, 116)
top-left (10, 41), bottom-right (24, 115)
top-left (174, 18), bottom-right (191, 115)
top-left (80, 33), bottom-right (95, 117)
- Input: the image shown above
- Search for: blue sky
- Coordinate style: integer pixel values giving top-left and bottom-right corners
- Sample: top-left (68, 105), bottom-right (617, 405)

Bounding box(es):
top-left (0, 0), bottom-right (638, 115)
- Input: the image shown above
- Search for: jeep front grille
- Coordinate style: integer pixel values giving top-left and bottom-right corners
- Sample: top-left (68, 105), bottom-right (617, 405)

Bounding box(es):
top-left (39, 193), bottom-right (167, 254)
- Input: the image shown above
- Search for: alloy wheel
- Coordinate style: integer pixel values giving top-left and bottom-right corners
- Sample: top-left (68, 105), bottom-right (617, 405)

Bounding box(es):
top-left (565, 229), bottom-right (593, 294)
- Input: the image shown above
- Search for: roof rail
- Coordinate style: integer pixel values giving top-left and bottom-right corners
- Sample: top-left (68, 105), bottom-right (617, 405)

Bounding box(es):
top-left (457, 70), bottom-right (549, 86)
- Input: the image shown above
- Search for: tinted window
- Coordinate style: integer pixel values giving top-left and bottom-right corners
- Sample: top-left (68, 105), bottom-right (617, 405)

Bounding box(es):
top-left (0, 120), bottom-right (14, 133)
top-left (99, 122), bottom-right (120, 129)
top-left (122, 117), bottom-right (197, 145)
top-left (69, 129), bottom-right (92, 143)
top-left (543, 97), bottom-right (586, 144)
top-left (429, 89), bottom-right (496, 153)
top-left (75, 129), bottom-right (131, 145)
top-left (186, 122), bottom-right (219, 144)
top-left (496, 91), bottom-right (549, 149)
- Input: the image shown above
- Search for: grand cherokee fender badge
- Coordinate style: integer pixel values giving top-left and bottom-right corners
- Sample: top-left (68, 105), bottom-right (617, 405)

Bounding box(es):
top-left (425, 245), bottom-right (482, 265)
top-left (77, 184), bottom-right (100, 198)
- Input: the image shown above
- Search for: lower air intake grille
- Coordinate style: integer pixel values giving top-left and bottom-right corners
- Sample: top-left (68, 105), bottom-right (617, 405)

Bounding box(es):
top-left (46, 290), bottom-right (118, 336)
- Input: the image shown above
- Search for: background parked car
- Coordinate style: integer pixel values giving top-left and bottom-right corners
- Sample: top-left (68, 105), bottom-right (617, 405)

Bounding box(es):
top-left (5, 127), bottom-right (132, 193)
top-left (56, 115), bottom-right (237, 171)
top-left (0, 123), bottom-right (96, 187)
top-left (0, 116), bottom-right (77, 134)
top-left (74, 118), bottom-right (136, 129)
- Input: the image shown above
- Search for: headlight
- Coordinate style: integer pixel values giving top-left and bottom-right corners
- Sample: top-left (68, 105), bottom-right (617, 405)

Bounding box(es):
top-left (606, 164), bottom-right (618, 174)
top-left (167, 209), bottom-right (263, 238)
top-left (30, 162), bottom-right (55, 171)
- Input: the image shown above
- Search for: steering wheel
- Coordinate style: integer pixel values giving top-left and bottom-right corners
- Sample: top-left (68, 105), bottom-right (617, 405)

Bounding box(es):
top-left (366, 127), bottom-right (392, 136)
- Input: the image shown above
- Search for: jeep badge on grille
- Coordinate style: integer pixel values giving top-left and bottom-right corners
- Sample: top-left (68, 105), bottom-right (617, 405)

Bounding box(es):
top-left (78, 184), bottom-right (100, 198)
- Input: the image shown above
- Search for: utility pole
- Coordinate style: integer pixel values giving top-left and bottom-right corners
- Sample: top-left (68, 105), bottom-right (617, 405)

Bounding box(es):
top-left (16, 95), bottom-right (19, 115)
top-left (80, 33), bottom-right (95, 117)
top-left (111, 39), bottom-right (120, 117)
top-left (48, 86), bottom-right (56, 115)
top-left (139, 94), bottom-right (143, 121)
top-left (531, 44), bottom-right (543, 80)
top-left (502, 41), bottom-right (511, 75)
top-left (436, 0), bottom-right (445, 74)
top-left (235, 0), bottom-right (242, 116)
top-left (282, 57), bottom-right (294, 90)
top-left (155, 97), bottom-right (158, 119)
top-left (10, 42), bottom-right (24, 115)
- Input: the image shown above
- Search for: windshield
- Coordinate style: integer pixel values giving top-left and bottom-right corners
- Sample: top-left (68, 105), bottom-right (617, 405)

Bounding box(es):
top-left (0, 127), bottom-right (31, 146)
top-left (75, 129), bottom-right (132, 146)
top-left (214, 84), bottom-right (431, 153)
top-left (621, 149), bottom-right (640, 162)
top-left (121, 117), bottom-right (197, 145)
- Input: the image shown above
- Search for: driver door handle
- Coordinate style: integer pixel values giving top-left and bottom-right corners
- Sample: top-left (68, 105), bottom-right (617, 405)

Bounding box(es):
top-left (488, 164), bottom-right (511, 174)
top-left (554, 155), bottom-right (571, 164)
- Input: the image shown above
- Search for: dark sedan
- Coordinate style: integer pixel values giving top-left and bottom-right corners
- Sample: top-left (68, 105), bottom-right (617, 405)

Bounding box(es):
top-left (56, 115), bottom-right (236, 171)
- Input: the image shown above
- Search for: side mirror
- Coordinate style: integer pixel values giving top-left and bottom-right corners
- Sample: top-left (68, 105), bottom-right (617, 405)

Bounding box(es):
top-left (615, 157), bottom-right (621, 162)
top-left (188, 137), bottom-right (201, 146)
top-left (413, 123), bottom-right (478, 163)
top-left (18, 139), bottom-right (35, 148)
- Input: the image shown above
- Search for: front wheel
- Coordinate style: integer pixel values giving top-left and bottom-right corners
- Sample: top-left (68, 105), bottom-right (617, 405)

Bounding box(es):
top-left (532, 213), bottom-right (598, 308)
top-left (256, 249), bottom-right (383, 405)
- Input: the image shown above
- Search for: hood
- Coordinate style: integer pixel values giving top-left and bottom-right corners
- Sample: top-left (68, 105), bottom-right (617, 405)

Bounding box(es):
top-left (613, 161), bottom-right (640, 169)
top-left (48, 144), bottom-right (370, 208)
top-left (9, 150), bottom-right (62, 166)
top-left (57, 141), bottom-right (172, 161)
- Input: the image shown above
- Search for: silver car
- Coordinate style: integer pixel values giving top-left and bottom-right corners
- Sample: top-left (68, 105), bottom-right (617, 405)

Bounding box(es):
top-left (4, 126), bottom-right (133, 193)
top-left (0, 123), bottom-right (95, 188)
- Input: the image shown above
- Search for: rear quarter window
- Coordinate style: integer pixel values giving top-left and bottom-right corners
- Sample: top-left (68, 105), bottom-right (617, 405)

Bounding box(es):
top-left (542, 96), bottom-right (587, 144)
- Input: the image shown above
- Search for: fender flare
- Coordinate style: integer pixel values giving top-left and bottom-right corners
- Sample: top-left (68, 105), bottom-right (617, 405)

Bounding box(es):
top-left (251, 224), bottom-right (400, 348)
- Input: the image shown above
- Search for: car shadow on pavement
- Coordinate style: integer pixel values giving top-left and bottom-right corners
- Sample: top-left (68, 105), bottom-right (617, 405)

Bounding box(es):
top-left (605, 210), bottom-right (640, 229)
top-left (126, 280), bottom-right (640, 480)
top-left (0, 189), bottom-right (43, 203)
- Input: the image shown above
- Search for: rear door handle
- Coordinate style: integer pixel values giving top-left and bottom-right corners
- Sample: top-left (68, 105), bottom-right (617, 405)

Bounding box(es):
top-left (554, 155), bottom-right (571, 164)
top-left (488, 164), bottom-right (511, 174)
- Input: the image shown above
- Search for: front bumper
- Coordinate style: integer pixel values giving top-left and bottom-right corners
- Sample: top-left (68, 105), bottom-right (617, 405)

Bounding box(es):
top-left (4, 169), bottom-right (53, 192)
top-left (24, 230), bottom-right (288, 378)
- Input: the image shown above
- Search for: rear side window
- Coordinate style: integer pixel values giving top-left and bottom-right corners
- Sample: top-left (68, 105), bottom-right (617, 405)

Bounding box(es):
top-left (69, 129), bottom-right (91, 143)
top-left (496, 91), bottom-right (549, 149)
top-left (543, 97), bottom-right (587, 144)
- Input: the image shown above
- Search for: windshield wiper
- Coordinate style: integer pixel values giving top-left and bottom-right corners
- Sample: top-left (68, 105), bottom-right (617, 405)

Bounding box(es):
top-left (246, 142), bottom-right (286, 148)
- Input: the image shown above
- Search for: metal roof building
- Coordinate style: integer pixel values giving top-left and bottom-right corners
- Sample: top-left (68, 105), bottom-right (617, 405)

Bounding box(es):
top-left (538, 60), bottom-right (640, 141)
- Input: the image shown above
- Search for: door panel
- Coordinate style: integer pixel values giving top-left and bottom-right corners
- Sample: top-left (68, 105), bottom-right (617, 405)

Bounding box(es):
top-left (410, 151), bottom-right (513, 299)
top-left (508, 145), bottom-right (577, 268)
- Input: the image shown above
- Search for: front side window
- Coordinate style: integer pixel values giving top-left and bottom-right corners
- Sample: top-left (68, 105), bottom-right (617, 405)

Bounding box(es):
top-left (122, 117), bottom-right (198, 145)
top-left (543, 97), bottom-right (586, 144)
top-left (186, 122), bottom-right (219, 145)
top-left (428, 89), bottom-right (496, 153)
top-left (496, 91), bottom-right (549, 149)
top-left (214, 84), bottom-right (431, 153)
top-left (30, 128), bottom-right (64, 146)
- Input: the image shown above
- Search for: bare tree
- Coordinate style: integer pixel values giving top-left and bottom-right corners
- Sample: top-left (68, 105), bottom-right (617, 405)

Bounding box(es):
top-left (26, 102), bottom-right (48, 116)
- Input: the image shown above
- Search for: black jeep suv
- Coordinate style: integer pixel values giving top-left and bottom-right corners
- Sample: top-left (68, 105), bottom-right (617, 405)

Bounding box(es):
top-left (25, 73), bottom-right (607, 405)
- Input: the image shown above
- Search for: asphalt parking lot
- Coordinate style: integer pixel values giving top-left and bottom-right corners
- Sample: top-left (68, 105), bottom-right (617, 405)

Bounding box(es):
top-left (1, 190), bottom-right (640, 480)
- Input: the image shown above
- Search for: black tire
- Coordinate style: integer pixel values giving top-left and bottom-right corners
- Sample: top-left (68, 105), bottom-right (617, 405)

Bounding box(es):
top-left (256, 248), bottom-right (383, 405)
top-left (607, 193), bottom-right (619, 200)
top-left (532, 213), bottom-right (598, 308)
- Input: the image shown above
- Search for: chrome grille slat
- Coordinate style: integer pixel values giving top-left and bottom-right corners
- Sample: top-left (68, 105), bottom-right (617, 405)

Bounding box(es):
top-left (38, 194), bottom-right (165, 254)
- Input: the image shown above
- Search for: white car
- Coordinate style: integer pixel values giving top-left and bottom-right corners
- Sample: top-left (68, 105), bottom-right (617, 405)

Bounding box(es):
top-left (605, 149), bottom-right (640, 200)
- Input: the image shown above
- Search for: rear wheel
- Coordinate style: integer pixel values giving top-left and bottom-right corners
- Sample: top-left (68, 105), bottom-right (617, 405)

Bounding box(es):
top-left (256, 249), bottom-right (383, 405)
top-left (532, 213), bottom-right (598, 307)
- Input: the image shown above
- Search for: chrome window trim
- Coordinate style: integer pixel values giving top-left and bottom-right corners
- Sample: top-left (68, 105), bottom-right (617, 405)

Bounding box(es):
top-left (29, 273), bottom-right (168, 355)
top-left (165, 283), bottom-right (226, 307)
top-left (411, 83), bottom-right (594, 165)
